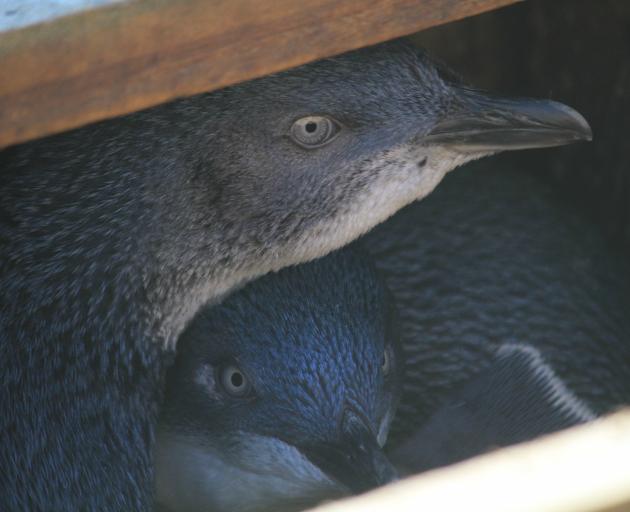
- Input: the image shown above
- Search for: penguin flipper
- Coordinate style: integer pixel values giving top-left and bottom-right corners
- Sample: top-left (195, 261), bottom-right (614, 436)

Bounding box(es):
top-left (390, 343), bottom-right (597, 474)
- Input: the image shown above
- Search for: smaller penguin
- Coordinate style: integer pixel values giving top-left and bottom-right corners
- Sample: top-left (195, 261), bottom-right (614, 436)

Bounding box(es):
top-left (362, 165), bottom-right (630, 473)
top-left (155, 249), bottom-right (402, 512)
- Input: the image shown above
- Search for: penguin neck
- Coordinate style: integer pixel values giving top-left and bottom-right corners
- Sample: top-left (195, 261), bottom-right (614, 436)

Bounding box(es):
top-left (143, 258), bottom-right (254, 351)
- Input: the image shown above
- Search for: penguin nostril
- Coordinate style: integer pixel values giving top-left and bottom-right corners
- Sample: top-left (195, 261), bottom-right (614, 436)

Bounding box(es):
top-left (418, 157), bottom-right (428, 168)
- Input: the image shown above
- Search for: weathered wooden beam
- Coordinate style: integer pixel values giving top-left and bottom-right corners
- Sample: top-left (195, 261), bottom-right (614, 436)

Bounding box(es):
top-left (313, 410), bottom-right (630, 512)
top-left (0, 0), bottom-right (520, 148)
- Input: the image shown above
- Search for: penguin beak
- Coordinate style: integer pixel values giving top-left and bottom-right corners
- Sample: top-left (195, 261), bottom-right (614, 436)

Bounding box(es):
top-left (425, 86), bottom-right (592, 152)
top-left (300, 409), bottom-right (398, 494)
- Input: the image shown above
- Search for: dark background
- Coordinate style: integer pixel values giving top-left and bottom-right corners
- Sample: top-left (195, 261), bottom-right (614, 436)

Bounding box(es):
top-left (413, 0), bottom-right (630, 259)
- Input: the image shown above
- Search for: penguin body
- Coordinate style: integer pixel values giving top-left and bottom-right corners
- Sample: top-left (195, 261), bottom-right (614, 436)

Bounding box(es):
top-left (0, 40), bottom-right (591, 508)
top-left (156, 249), bottom-right (401, 512)
top-left (362, 165), bottom-right (630, 471)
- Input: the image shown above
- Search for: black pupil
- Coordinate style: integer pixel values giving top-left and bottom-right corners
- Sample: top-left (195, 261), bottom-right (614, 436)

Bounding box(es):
top-left (230, 371), bottom-right (244, 388)
top-left (230, 372), bottom-right (243, 388)
top-left (305, 121), bottom-right (318, 133)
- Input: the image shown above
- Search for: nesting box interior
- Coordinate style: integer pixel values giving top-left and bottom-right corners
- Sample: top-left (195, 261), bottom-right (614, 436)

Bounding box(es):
top-left (1, 0), bottom-right (629, 511)
top-left (414, 0), bottom-right (630, 260)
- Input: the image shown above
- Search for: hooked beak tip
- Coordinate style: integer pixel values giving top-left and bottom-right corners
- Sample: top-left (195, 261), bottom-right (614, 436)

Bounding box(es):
top-left (541, 99), bottom-right (593, 142)
top-left (299, 410), bottom-right (398, 495)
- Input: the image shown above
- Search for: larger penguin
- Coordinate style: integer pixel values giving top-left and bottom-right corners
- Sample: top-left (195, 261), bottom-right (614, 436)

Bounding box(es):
top-left (362, 164), bottom-right (630, 472)
top-left (0, 41), bottom-right (591, 509)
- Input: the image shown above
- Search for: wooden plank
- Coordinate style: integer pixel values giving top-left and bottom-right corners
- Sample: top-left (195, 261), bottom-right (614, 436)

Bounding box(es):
top-left (312, 410), bottom-right (630, 512)
top-left (0, 0), bottom-right (520, 148)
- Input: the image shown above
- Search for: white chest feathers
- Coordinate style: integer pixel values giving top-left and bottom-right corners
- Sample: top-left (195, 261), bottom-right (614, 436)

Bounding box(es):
top-left (155, 429), bottom-right (345, 512)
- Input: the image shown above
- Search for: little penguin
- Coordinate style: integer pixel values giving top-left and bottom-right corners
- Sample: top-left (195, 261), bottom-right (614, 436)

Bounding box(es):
top-left (0, 41), bottom-right (592, 509)
top-left (155, 248), bottom-right (401, 512)
top-left (361, 165), bottom-right (630, 473)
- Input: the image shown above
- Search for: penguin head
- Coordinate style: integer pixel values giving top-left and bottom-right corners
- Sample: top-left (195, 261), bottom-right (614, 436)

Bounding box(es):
top-left (156, 248), bottom-right (402, 512)
top-left (155, 40), bottom-right (592, 297)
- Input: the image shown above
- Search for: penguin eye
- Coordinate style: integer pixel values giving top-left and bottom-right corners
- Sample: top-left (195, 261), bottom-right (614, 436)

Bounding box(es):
top-left (290, 116), bottom-right (340, 148)
top-left (220, 365), bottom-right (252, 397)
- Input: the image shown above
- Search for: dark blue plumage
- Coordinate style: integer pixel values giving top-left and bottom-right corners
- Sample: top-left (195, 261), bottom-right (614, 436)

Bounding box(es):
top-left (157, 249), bottom-right (400, 512)
top-left (361, 164), bottom-right (630, 472)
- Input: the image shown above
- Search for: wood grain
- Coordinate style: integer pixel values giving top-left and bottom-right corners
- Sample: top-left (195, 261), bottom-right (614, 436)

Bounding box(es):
top-left (313, 410), bottom-right (630, 512)
top-left (0, 0), bottom-right (520, 148)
